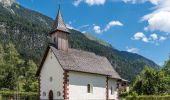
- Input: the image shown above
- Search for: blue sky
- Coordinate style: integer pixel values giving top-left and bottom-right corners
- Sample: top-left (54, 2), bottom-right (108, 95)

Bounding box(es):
top-left (16, 0), bottom-right (170, 66)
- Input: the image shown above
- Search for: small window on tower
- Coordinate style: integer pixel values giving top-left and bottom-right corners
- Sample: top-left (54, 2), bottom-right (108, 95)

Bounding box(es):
top-left (54, 37), bottom-right (56, 42)
top-left (53, 37), bottom-right (58, 48)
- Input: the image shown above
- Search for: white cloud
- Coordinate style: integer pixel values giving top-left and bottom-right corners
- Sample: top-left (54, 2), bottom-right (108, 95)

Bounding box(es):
top-left (78, 24), bottom-right (90, 29)
top-left (82, 31), bottom-right (86, 33)
top-left (93, 25), bottom-right (102, 34)
top-left (93, 20), bottom-right (123, 34)
top-left (133, 32), bottom-right (145, 40)
top-left (142, 0), bottom-right (170, 33)
top-left (149, 0), bottom-right (160, 5)
top-left (126, 47), bottom-right (139, 53)
top-left (150, 33), bottom-right (158, 40)
top-left (124, 0), bottom-right (170, 44)
top-left (73, 0), bottom-right (162, 6)
top-left (142, 37), bottom-right (149, 42)
top-left (122, 0), bottom-right (146, 4)
top-left (127, 0), bottom-right (170, 44)
top-left (133, 32), bottom-right (149, 42)
top-left (85, 0), bottom-right (106, 6)
top-left (132, 32), bottom-right (167, 44)
top-left (159, 36), bottom-right (166, 41)
top-left (66, 24), bottom-right (74, 29)
top-left (122, 0), bottom-right (160, 5)
top-left (73, 0), bottom-right (82, 6)
top-left (119, 0), bottom-right (170, 34)
top-left (104, 21), bottom-right (123, 32)
top-left (158, 62), bottom-right (164, 66)
top-left (73, 0), bottom-right (106, 6)
top-left (143, 11), bottom-right (170, 33)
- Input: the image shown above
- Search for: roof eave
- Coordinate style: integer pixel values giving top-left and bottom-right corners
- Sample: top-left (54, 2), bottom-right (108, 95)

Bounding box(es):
top-left (49, 29), bottom-right (70, 35)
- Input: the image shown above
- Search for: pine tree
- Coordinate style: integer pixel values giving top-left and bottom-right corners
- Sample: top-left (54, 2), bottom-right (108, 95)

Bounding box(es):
top-left (2, 43), bottom-right (24, 90)
top-left (0, 43), bottom-right (5, 88)
top-left (23, 60), bottom-right (38, 92)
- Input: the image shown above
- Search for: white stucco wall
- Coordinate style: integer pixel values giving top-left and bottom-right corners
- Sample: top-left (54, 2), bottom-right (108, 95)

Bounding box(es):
top-left (69, 71), bottom-right (106, 100)
top-left (40, 49), bottom-right (64, 99)
top-left (108, 78), bottom-right (119, 100)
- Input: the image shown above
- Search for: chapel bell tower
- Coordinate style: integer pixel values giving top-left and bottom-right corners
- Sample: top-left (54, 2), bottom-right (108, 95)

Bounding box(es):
top-left (49, 5), bottom-right (70, 51)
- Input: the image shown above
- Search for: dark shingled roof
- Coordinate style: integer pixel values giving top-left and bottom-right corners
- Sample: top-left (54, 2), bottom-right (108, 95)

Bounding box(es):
top-left (50, 6), bottom-right (70, 34)
top-left (50, 46), bottom-right (121, 79)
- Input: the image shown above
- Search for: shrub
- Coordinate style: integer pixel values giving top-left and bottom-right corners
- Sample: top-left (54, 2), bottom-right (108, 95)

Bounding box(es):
top-left (119, 91), bottom-right (129, 98)
top-left (126, 95), bottom-right (170, 100)
top-left (0, 91), bottom-right (38, 100)
top-left (0, 94), bottom-right (2, 100)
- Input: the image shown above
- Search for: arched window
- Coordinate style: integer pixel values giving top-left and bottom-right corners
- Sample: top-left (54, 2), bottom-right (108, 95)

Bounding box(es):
top-left (57, 91), bottom-right (61, 97)
top-left (43, 92), bottom-right (46, 96)
top-left (87, 84), bottom-right (93, 93)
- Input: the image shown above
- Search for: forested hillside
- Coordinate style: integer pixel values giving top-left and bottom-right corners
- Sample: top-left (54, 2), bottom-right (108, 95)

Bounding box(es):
top-left (0, 2), bottom-right (159, 85)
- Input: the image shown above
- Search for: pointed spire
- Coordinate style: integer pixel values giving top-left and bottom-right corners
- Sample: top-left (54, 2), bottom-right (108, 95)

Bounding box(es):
top-left (50, 5), bottom-right (70, 34)
top-left (58, 4), bottom-right (60, 9)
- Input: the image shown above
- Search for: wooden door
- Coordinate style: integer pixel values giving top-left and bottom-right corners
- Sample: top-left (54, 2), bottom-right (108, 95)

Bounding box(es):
top-left (48, 90), bottom-right (53, 100)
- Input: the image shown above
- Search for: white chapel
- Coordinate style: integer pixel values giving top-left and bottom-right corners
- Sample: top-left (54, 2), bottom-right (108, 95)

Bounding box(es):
top-left (36, 6), bottom-right (125, 100)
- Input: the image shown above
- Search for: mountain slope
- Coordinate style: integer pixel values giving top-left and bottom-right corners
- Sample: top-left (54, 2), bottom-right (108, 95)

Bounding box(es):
top-left (0, 3), bottom-right (159, 81)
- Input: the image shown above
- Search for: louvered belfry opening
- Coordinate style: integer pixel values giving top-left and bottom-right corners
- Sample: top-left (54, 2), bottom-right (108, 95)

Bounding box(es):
top-left (49, 5), bottom-right (70, 51)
